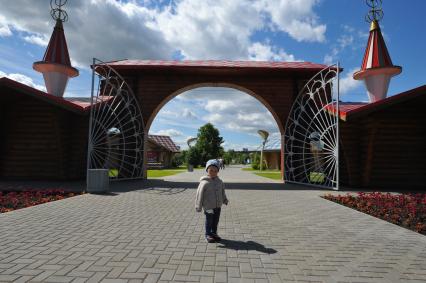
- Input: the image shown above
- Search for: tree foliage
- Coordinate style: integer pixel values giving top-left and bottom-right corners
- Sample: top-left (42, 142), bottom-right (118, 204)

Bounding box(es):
top-left (193, 123), bottom-right (224, 166)
top-left (186, 147), bottom-right (201, 167)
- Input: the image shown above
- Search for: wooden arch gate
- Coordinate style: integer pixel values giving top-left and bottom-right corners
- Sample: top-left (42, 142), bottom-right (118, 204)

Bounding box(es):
top-left (104, 60), bottom-right (329, 179)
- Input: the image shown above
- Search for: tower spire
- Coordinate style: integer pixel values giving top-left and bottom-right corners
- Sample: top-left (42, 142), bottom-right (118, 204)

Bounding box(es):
top-left (353, 0), bottom-right (401, 103)
top-left (33, 0), bottom-right (78, 97)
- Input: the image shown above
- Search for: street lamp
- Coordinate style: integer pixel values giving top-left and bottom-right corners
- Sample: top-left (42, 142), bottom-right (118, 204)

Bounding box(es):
top-left (257, 130), bottom-right (269, 171)
top-left (186, 137), bottom-right (197, 172)
top-left (187, 137), bottom-right (197, 148)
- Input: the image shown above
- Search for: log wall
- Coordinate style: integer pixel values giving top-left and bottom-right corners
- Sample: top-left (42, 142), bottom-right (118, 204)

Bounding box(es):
top-left (340, 95), bottom-right (426, 190)
top-left (0, 93), bottom-right (88, 180)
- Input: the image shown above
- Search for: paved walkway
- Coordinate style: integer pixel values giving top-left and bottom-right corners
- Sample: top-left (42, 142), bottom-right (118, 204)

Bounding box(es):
top-left (162, 165), bottom-right (281, 183)
top-left (0, 167), bottom-right (425, 282)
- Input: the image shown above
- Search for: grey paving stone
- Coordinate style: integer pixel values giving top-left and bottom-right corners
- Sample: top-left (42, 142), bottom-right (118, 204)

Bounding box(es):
top-left (30, 270), bottom-right (56, 282)
top-left (214, 271), bottom-right (228, 282)
top-left (0, 275), bottom-right (20, 281)
top-left (173, 274), bottom-right (200, 281)
top-left (100, 279), bottom-right (128, 283)
top-left (1, 167), bottom-right (426, 283)
top-left (86, 271), bottom-right (108, 283)
top-left (14, 275), bottom-right (34, 283)
top-left (43, 275), bottom-right (74, 282)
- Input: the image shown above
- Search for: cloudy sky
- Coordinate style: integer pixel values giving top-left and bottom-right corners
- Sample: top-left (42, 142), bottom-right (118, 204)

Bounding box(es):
top-left (1, 0), bottom-right (425, 150)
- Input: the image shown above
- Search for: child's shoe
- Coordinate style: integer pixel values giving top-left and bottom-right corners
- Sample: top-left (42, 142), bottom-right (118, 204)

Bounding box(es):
top-left (205, 235), bottom-right (215, 243)
top-left (211, 233), bottom-right (221, 241)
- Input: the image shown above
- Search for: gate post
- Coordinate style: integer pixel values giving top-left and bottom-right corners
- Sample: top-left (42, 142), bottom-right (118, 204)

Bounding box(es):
top-left (281, 133), bottom-right (285, 181)
top-left (142, 128), bottom-right (149, 179)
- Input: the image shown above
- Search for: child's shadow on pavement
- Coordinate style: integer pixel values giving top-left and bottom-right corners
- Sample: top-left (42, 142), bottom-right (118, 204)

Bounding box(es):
top-left (217, 239), bottom-right (277, 254)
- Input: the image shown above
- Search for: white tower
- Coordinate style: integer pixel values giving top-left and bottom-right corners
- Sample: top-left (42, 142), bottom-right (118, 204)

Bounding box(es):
top-left (353, 0), bottom-right (401, 103)
top-left (33, 0), bottom-right (78, 97)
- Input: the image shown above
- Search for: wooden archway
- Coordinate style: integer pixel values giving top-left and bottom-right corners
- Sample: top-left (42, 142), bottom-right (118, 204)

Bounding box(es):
top-left (105, 60), bottom-right (328, 179)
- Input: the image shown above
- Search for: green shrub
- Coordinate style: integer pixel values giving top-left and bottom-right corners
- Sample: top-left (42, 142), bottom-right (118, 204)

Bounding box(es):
top-left (186, 147), bottom-right (201, 167)
top-left (171, 153), bottom-right (184, 168)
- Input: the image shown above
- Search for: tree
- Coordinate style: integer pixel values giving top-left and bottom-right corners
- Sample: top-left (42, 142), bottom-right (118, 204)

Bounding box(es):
top-left (223, 149), bottom-right (235, 164)
top-left (171, 152), bottom-right (185, 168)
top-left (186, 147), bottom-right (201, 167)
top-left (194, 123), bottom-right (224, 165)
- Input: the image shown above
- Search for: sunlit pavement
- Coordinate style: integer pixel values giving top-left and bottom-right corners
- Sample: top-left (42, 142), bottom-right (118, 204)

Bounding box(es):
top-left (162, 165), bottom-right (282, 183)
top-left (1, 167), bottom-right (425, 282)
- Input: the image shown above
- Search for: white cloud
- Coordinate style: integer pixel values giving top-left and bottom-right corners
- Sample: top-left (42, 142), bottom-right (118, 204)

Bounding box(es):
top-left (0, 0), bottom-right (174, 68)
top-left (0, 15), bottom-right (12, 36)
top-left (204, 113), bottom-right (223, 124)
top-left (23, 34), bottom-right (49, 46)
top-left (0, 70), bottom-right (46, 91)
top-left (155, 107), bottom-right (198, 121)
top-left (248, 42), bottom-right (297, 61)
top-left (151, 129), bottom-right (184, 137)
top-left (222, 141), bottom-right (260, 151)
top-left (152, 0), bottom-right (265, 60)
top-left (178, 87), bottom-right (280, 135)
top-left (258, 0), bottom-right (326, 42)
top-left (170, 135), bottom-right (199, 150)
top-left (339, 68), bottom-right (363, 95)
top-left (182, 108), bottom-right (197, 119)
top-left (337, 34), bottom-right (354, 49)
top-left (0, 0), bottom-right (326, 67)
top-left (205, 100), bottom-right (236, 112)
top-left (324, 24), bottom-right (367, 65)
top-left (323, 54), bottom-right (334, 65)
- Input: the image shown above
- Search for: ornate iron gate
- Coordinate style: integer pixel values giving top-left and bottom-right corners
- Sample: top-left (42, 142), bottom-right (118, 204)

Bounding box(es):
top-left (87, 59), bottom-right (145, 180)
top-left (284, 64), bottom-right (340, 190)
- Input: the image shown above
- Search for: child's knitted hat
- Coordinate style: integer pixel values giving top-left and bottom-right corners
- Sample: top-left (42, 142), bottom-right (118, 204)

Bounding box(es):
top-left (205, 159), bottom-right (220, 172)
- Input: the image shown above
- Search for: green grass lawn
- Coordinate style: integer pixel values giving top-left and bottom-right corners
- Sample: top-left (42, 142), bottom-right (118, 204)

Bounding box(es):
top-left (242, 167), bottom-right (282, 180)
top-left (253, 172), bottom-right (282, 180)
top-left (148, 169), bottom-right (186, 178)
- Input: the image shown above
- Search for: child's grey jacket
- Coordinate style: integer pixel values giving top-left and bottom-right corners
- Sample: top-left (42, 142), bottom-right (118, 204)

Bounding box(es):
top-left (195, 176), bottom-right (228, 212)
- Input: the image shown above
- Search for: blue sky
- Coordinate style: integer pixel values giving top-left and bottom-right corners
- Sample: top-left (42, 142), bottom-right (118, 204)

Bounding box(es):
top-left (1, 0), bottom-right (425, 150)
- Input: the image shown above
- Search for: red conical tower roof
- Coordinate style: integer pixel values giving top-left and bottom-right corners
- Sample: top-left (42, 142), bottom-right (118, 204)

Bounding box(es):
top-left (353, 20), bottom-right (401, 80)
top-left (33, 17), bottom-right (78, 97)
top-left (42, 19), bottom-right (73, 67)
top-left (33, 19), bottom-right (78, 77)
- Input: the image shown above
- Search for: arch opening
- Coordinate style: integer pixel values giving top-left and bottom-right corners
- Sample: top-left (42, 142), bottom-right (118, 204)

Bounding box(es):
top-left (146, 84), bottom-right (284, 181)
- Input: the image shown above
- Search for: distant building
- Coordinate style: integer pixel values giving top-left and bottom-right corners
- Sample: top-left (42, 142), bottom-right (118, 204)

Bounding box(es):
top-left (146, 135), bottom-right (180, 169)
top-left (258, 137), bottom-right (281, 170)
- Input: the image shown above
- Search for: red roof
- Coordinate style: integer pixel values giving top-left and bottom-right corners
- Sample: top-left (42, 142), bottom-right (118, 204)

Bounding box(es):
top-left (42, 20), bottom-right (73, 67)
top-left (148, 135), bottom-right (180, 152)
top-left (326, 85), bottom-right (426, 121)
top-left (361, 21), bottom-right (394, 70)
top-left (106, 60), bottom-right (328, 72)
top-left (353, 20), bottom-right (401, 80)
top-left (0, 77), bottom-right (107, 114)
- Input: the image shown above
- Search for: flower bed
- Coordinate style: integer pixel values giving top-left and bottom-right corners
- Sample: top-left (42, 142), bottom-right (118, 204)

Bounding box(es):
top-left (0, 189), bottom-right (83, 213)
top-left (323, 192), bottom-right (426, 235)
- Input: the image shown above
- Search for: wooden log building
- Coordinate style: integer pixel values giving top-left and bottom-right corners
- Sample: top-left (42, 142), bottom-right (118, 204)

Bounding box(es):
top-left (338, 85), bottom-right (426, 190)
top-left (0, 77), bottom-right (90, 180)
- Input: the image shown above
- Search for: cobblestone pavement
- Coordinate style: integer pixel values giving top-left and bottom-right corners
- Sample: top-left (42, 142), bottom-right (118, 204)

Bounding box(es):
top-left (162, 165), bottom-right (281, 184)
top-left (1, 168), bottom-right (425, 282)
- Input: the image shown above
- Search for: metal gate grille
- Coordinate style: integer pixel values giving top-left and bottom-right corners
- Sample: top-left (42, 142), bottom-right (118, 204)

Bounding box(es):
top-left (87, 59), bottom-right (145, 180)
top-left (284, 64), bottom-right (340, 189)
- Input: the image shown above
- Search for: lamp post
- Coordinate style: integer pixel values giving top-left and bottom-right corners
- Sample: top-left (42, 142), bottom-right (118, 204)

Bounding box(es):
top-left (186, 137), bottom-right (197, 172)
top-left (257, 130), bottom-right (269, 171)
top-left (187, 137), bottom-right (197, 148)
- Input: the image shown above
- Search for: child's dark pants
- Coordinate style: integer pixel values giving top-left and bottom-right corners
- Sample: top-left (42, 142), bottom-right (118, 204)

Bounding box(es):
top-left (205, 208), bottom-right (221, 237)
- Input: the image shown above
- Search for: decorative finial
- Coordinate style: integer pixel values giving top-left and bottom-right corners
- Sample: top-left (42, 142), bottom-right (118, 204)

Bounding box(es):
top-left (50, 0), bottom-right (68, 22)
top-left (365, 0), bottom-right (383, 23)
top-left (33, 0), bottom-right (78, 97)
top-left (353, 0), bottom-right (401, 103)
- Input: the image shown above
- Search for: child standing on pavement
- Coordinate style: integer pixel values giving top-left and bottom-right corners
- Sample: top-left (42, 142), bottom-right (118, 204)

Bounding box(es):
top-left (195, 159), bottom-right (229, 243)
